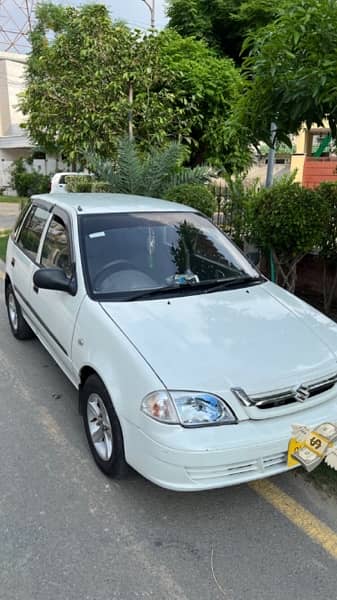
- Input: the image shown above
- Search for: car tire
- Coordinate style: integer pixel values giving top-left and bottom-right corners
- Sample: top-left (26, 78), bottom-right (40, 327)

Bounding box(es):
top-left (81, 374), bottom-right (129, 478)
top-left (5, 282), bottom-right (34, 340)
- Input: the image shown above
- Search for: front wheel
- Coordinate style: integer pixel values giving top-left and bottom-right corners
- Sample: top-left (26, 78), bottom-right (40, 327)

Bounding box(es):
top-left (5, 282), bottom-right (34, 340)
top-left (81, 375), bottom-right (128, 478)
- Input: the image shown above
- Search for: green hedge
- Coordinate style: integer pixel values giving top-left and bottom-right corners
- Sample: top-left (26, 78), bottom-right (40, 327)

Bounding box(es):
top-left (11, 159), bottom-right (50, 197)
top-left (164, 183), bottom-right (216, 217)
top-left (65, 175), bottom-right (93, 193)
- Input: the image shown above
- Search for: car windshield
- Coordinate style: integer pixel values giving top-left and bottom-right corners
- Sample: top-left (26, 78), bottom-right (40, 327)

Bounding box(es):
top-left (79, 212), bottom-right (261, 300)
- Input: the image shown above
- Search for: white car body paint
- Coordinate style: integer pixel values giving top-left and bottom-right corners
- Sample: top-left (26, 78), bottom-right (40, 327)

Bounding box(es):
top-left (5, 192), bottom-right (337, 490)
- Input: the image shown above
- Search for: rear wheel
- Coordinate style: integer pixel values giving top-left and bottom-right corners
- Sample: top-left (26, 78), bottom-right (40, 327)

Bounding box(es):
top-left (5, 282), bottom-right (34, 340)
top-left (81, 375), bottom-right (128, 478)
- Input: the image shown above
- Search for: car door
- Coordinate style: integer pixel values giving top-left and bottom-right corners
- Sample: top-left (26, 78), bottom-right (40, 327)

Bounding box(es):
top-left (29, 208), bottom-right (86, 383)
top-left (8, 203), bottom-right (50, 322)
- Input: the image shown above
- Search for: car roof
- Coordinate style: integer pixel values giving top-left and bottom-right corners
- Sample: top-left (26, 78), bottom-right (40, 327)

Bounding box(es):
top-left (31, 193), bottom-right (196, 215)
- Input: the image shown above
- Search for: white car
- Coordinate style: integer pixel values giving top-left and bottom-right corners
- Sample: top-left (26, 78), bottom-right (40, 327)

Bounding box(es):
top-left (5, 193), bottom-right (337, 491)
top-left (50, 172), bottom-right (92, 193)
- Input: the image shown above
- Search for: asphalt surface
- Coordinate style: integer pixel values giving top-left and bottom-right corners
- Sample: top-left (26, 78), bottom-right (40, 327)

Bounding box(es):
top-left (1, 274), bottom-right (337, 599)
top-left (0, 202), bottom-right (20, 232)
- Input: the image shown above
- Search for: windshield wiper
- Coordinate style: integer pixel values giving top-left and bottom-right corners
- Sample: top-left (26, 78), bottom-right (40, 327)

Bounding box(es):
top-left (126, 275), bottom-right (264, 301)
top-left (199, 275), bottom-right (264, 293)
top-left (126, 283), bottom-right (189, 301)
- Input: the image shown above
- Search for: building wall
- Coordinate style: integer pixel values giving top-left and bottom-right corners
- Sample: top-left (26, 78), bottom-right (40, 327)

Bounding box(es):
top-left (302, 157), bottom-right (337, 188)
top-left (0, 52), bottom-right (27, 138)
top-left (290, 124), bottom-right (337, 188)
top-left (0, 52), bottom-right (67, 193)
top-left (290, 128), bottom-right (307, 183)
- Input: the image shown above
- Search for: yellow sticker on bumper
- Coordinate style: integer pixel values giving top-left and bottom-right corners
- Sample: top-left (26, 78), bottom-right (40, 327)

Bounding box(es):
top-left (287, 438), bottom-right (305, 467)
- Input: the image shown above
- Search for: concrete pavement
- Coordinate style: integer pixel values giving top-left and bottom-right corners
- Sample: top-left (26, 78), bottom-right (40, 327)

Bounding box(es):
top-left (0, 202), bottom-right (20, 232)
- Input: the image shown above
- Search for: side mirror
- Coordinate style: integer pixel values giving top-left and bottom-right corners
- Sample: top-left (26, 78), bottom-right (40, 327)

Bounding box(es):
top-left (33, 268), bottom-right (76, 295)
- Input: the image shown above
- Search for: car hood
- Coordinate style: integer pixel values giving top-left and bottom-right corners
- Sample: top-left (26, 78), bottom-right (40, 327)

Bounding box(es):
top-left (100, 282), bottom-right (337, 394)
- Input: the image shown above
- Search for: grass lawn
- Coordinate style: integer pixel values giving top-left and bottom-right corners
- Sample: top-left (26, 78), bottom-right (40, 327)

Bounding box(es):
top-left (0, 196), bottom-right (26, 206)
top-left (0, 231), bottom-right (9, 262)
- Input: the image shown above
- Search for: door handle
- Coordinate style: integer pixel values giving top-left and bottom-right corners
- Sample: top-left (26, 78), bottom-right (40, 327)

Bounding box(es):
top-left (11, 257), bottom-right (15, 267)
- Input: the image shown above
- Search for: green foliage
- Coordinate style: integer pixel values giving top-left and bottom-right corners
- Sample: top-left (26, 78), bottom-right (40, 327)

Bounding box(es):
top-left (167, 0), bottom-right (278, 64)
top-left (247, 177), bottom-right (329, 259)
top-left (89, 138), bottom-right (210, 198)
top-left (22, 5), bottom-right (136, 161)
top-left (258, 142), bottom-right (296, 157)
top-left (91, 181), bottom-right (111, 193)
top-left (316, 183), bottom-right (337, 262)
top-left (65, 175), bottom-right (93, 193)
top-left (21, 4), bottom-right (247, 170)
top-left (159, 31), bottom-right (251, 170)
top-left (164, 184), bottom-right (216, 217)
top-left (246, 176), bottom-right (330, 290)
top-left (316, 182), bottom-right (337, 312)
top-left (0, 232), bottom-right (9, 262)
top-left (239, 0), bottom-right (337, 146)
top-left (219, 174), bottom-right (256, 245)
top-left (11, 158), bottom-right (50, 197)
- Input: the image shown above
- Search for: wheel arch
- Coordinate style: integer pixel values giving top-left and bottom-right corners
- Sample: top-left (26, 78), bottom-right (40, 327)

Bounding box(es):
top-left (78, 365), bottom-right (113, 415)
top-left (79, 365), bottom-right (97, 387)
top-left (5, 273), bottom-right (11, 294)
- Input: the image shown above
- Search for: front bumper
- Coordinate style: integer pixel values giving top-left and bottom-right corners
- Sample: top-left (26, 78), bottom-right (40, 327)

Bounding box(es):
top-left (121, 396), bottom-right (337, 491)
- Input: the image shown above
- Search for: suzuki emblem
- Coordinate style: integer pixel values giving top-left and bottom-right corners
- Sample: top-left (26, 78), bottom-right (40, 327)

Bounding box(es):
top-left (294, 385), bottom-right (310, 402)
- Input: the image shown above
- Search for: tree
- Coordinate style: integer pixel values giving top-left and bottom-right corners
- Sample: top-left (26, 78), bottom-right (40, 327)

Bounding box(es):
top-left (88, 138), bottom-right (210, 197)
top-left (21, 5), bottom-right (136, 162)
top-left (246, 176), bottom-right (330, 292)
top-left (238, 0), bottom-right (337, 146)
top-left (156, 31), bottom-right (250, 169)
top-left (167, 0), bottom-right (278, 64)
top-left (21, 4), bottom-right (247, 170)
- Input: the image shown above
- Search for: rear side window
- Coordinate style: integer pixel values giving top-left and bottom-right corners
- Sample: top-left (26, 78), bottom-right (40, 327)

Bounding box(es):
top-left (17, 205), bottom-right (49, 261)
top-left (13, 201), bottom-right (31, 238)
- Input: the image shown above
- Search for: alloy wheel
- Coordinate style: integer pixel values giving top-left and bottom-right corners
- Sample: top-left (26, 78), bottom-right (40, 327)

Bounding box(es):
top-left (8, 292), bottom-right (18, 332)
top-left (87, 393), bottom-right (114, 461)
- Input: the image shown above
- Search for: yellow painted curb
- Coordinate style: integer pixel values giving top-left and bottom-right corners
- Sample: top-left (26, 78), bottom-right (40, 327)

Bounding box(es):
top-left (251, 479), bottom-right (337, 561)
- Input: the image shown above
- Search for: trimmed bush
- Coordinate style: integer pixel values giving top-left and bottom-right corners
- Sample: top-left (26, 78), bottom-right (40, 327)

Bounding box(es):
top-left (91, 181), bottom-right (111, 193)
top-left (65, 175), bottom-right (93, 192)
top-left (164, 183), bottom-right (216, 217)
top-left (11, 158), bottom-right (50, 197)
top-left (246, 176), bottom-right (330, 291)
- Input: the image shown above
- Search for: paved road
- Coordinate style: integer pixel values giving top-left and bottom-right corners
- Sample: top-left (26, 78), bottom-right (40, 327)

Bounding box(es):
top-left (0, 202), bottom-right (20, 232)
top-left (1, 275), bottom-right (337, 600)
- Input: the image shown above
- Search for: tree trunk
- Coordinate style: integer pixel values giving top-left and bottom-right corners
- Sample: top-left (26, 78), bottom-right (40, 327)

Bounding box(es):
top-left (128, 82), bottom-right (134, 142)
top-left (323, 260), bottom-right (337, 314)
top-left (272, 250), bottom-right (305, 293)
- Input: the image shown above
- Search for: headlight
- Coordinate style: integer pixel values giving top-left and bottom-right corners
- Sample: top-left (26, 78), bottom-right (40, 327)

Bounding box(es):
top-left (141, 391), bottom-right (237, 427)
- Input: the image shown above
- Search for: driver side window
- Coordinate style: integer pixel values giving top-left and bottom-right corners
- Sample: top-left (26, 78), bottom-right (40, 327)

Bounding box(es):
top-left (41, 215), bottom-right (72, 278)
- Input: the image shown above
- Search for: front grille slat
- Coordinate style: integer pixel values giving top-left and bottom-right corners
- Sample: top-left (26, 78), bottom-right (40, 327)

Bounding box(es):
top-left (186, 452), bottom-right (287, 483)
top-left (236, 372), bottom-right (337, 410)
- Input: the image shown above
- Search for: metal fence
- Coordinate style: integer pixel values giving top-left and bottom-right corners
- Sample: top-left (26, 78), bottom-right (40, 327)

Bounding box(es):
top-left (210, 181), bottom-right (238, 239)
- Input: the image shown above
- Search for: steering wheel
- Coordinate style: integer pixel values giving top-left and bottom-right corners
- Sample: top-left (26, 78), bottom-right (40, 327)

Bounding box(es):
top-left (93, 260), bottom-right (136, 290)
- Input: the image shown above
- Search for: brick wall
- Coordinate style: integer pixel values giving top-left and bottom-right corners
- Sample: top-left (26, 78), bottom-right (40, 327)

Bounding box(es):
top-left (303, 157), bottom-right (337, 188)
